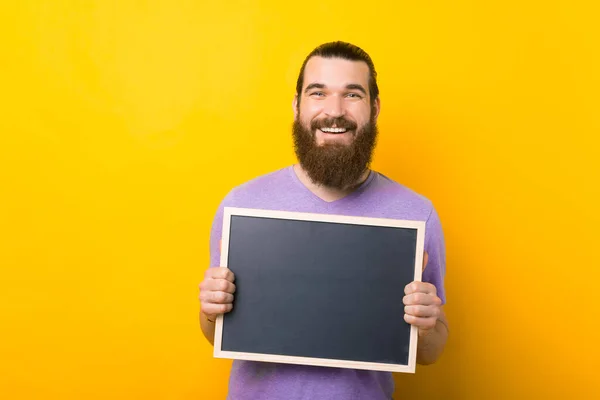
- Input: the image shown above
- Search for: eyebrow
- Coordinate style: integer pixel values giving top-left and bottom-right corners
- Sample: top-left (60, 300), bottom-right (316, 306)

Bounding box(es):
top-left (304, 83), bottom-right (325, 93)
top-left (304, 83), bottom-right (368, 96)
top-left (345, 84), bottom-right (367, 95)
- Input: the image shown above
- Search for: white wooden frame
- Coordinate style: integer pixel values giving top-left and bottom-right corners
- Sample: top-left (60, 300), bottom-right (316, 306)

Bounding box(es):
top-left (214, 207), bottom-right (425, 373)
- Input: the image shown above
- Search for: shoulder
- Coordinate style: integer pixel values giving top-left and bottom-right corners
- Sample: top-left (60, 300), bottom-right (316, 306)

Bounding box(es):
top-left (221, 166), bottom-right (293, 206)
top-left (368, 171), bottom-right (435, 220)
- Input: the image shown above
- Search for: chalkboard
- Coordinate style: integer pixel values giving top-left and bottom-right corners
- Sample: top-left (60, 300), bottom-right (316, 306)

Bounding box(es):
top-left (213, 207), bottom-right (425, 373)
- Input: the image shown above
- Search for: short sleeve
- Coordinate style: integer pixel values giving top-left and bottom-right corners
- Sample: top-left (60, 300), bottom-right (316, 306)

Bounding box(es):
top-left (209, 200), bottom-right (226, 268)
top-left (423, 206), bottom-right (447, 304)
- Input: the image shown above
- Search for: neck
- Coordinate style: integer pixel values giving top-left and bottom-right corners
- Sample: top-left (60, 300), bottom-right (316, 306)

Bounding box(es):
top-left (293, 164), bottom-right (371, 203)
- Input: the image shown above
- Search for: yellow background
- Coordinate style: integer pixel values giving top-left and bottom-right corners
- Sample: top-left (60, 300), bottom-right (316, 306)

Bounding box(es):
top-left (1, 1), bottom-right (598, 399)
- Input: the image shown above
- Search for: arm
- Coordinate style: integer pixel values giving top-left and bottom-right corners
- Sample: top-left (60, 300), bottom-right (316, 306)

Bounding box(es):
top-left (416, 307), bottom-right (448, 365)
top-left (404, 251), bottom-right (449, 365)
top-left (199, 311), bottom-right (217, 346)
top-left (201, 199), bottom-right (232, 346)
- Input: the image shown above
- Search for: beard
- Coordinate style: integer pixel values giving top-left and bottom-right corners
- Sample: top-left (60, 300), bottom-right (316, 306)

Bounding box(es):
top-left (292, 110), bottom-right (378, 190)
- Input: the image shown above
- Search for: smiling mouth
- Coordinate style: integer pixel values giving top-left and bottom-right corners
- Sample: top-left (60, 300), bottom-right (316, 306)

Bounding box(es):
top-left (319, 127), bottom-right (349, 134)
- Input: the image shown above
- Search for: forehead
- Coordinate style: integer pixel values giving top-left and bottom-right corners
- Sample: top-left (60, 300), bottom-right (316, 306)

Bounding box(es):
top-left (303, 56), bottom-right (370, 90)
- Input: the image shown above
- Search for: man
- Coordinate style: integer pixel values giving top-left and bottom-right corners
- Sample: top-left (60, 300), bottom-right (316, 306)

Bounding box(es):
top-left (199, 41), bottom-right (448, 400)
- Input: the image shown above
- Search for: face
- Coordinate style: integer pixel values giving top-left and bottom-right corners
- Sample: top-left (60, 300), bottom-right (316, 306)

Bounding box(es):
top-left (292, 56), bottom-right (381, 189)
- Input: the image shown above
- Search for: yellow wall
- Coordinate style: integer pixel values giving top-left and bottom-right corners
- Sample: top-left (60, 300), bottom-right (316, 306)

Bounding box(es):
top-left (1, 1), bottom-right (598, 399)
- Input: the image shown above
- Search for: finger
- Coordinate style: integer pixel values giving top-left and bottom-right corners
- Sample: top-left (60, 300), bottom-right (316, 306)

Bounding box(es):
top-left (200, 279), bottom-right (236, 294)
top-left (199, 286), bottom-right (235, 300)
top-left (403, 292), bottom-right (441, 306)
top-left (404, 281), bottom-right (437, 296)
top-left (404, 314), bottom-right (437, 330)
top-left (210, 279), bottom-right (236, 293)
top-left (422, 251), bottom-right (429, 272)
top-left (219, 239), bottom-right (222, 252)
top-left (208, 291), bottom-right (234, 304)
top-left (199, 290), bottom-right (234, 304)
top-left (205, 267), bottom-right (235, 282)
top-left (201, 302), bottom-right (233, 316)
top-left (404, 304), bottom-right (440, 318)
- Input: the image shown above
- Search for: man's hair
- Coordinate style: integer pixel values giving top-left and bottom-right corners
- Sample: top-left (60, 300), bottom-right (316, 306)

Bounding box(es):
top-left (295, 41), bottom-right (379, 104)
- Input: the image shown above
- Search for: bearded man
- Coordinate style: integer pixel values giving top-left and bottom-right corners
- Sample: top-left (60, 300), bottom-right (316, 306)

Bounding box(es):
top-left (199, 41), bottom-right (448, 400)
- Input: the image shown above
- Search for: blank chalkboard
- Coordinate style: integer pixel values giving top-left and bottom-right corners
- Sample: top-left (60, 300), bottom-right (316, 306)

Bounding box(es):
top-left (213, 207), bottom-right (425, 373)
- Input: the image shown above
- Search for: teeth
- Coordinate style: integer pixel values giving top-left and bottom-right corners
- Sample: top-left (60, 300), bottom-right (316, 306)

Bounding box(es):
top-left (320, 127), bottom-right (347, 133)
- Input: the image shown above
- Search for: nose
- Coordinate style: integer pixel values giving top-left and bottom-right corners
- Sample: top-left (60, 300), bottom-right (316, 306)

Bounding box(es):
top-left (324, 95), bottom-right (345, 118)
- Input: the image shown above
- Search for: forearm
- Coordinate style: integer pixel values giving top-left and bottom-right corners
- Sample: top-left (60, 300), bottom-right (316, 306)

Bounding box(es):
top-left (416, 311), bottom-right (448, 365)
top-left (200, 312), bottom-right (216, 346)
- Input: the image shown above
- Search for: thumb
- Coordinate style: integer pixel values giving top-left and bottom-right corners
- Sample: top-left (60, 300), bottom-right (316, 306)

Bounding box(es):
top-left (422, 251), bottom-right (429, 272)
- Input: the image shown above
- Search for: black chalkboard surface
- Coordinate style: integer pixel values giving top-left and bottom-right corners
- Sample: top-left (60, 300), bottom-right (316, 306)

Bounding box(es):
top-left (213, 207), bottom-right (425, 373)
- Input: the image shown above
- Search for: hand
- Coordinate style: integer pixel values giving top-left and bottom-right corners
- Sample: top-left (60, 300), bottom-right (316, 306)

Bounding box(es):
top-left (199, 267), bottom-right (236, 322)
top-left (403, 251), bottom-right (442, 336)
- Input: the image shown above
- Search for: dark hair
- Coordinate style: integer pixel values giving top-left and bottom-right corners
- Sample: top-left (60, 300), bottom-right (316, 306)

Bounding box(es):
top-left (295, 41), bottom-right (379, 104)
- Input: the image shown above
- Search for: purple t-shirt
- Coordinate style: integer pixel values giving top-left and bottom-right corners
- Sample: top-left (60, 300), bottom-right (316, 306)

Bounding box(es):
top-left (209, 166), bottom-right (446, 400)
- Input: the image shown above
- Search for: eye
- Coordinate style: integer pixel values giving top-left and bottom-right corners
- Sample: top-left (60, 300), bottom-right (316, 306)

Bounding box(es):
top-left (310, 91), bottom-right (325, 97)
top-left (346, 93), bottom-right (362, 99)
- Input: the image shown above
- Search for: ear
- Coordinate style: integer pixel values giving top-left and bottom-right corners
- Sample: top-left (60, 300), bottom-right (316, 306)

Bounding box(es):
top-left (293, 95), bottom-right (299, 120)
top-left (372, 96), bottom-right (381, 120)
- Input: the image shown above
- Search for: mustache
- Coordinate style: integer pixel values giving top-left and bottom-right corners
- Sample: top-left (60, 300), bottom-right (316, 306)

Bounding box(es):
top-left (310, 117), bottom-right (357, 131)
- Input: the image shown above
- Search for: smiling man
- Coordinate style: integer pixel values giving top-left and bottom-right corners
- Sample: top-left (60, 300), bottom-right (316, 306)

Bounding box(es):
top-left (292, 54), bottom-right (378, 193)
top-left (199, 41), bottom-right (448, 400)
